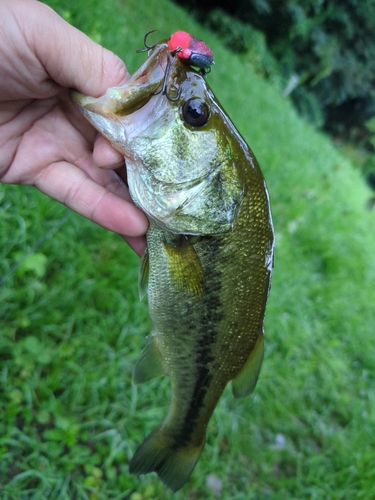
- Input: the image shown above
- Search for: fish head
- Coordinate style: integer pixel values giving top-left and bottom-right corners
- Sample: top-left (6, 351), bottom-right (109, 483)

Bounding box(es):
top-left (71, 39), bottom-right (245, 235)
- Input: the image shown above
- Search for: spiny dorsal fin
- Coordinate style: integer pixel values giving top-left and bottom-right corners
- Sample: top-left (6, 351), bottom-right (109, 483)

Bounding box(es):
top-left (133, 334), bottom-right (165, 384)
top-left (138, 247), bottom-right (149, 300)
top-left (232, 330), bottom-right (264, 398)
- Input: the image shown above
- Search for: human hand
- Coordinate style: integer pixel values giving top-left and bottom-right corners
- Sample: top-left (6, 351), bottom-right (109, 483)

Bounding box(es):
top-left (0, 0), bottom-right (148, 255)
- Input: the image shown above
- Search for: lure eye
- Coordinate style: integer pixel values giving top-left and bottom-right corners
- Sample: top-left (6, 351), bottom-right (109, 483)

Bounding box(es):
top-left (182, 99), bottom-right (209, 127)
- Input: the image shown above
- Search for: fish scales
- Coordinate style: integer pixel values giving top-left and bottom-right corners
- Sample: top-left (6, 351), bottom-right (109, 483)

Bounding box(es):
top-left (70, 33), bottom-right (274, 492)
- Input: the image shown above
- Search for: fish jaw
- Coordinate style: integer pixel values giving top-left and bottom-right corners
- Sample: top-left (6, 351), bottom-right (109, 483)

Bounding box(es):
top-left (70, 91), bottom-right (128, 156)
top-left (70, 41), bottom-right (170, 155)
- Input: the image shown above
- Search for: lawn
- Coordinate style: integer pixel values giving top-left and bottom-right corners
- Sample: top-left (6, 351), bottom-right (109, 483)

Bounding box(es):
top-left (1, 0), bottom-right (375, 498)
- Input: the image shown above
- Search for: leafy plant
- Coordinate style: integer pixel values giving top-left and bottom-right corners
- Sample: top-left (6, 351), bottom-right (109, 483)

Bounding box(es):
top-left (176, 0), bottom-right (375, 142)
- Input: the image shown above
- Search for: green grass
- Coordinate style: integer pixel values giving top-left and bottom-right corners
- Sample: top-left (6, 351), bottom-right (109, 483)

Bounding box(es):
top-left (1, 0), bottom-right (375, 498)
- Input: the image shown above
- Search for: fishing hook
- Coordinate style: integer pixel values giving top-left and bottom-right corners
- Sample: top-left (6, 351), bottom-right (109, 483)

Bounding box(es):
top-left (137, 31), bottom-right (181, 102)
top-left (154, 48), bottom-right (182, 102)
top-left (199, 66), bottom-right (211, 77)
top-left (136, 29), bottom-right (157, 53)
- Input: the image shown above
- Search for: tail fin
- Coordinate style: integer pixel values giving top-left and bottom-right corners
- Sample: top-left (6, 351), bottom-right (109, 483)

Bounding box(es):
top-left (129, 427), bottom-right (205, 492)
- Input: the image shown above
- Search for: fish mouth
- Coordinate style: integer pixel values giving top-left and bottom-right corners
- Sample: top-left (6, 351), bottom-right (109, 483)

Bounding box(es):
top-left (69, 41), bottom-right (171, 154)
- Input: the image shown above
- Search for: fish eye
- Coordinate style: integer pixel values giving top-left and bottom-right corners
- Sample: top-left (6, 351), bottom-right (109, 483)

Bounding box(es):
top-left (181, 99), bottom-right (209, 127)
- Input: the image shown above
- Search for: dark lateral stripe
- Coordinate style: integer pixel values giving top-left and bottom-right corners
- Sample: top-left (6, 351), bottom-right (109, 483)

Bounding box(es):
top-left (174, 237), bottom-right (225, 447)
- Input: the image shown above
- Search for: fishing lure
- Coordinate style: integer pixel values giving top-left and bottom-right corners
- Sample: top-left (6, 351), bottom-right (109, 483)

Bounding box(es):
top-left (168, 30), bottom-right (214, 71)
top-left (138, 30), bottom-right (214, 102)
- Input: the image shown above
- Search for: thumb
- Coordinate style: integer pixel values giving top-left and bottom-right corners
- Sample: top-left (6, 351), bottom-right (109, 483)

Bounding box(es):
top-left (22, 0), bottom-right (128, 96)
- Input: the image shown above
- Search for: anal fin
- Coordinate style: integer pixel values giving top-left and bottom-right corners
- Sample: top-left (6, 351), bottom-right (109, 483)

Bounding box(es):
top-left (232, 330), bottom-right (264, 398)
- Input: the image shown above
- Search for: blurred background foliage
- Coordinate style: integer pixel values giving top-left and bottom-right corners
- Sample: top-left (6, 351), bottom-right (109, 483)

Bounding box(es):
top-left (174, 0), bottom-right (375, 186)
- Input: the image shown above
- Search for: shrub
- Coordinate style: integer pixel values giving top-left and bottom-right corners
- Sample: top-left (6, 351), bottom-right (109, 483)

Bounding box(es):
top-left (177, 0), bottom-right (375, 141)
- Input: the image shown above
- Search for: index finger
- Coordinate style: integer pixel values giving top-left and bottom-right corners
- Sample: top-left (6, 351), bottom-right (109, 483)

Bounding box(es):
top-left (35, 159), bottom-right (148, 252)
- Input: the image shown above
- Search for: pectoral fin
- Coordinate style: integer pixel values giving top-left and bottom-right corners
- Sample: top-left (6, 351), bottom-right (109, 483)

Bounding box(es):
top-left (133, 335), bottom-right (165, 384)
top-left (232, 330), bottom-right (264, 398)
top-left (163, 238), bottom-right (204, 297)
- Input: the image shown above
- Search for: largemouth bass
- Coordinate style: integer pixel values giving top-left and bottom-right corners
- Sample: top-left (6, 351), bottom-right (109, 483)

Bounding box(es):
top-left (71, 32), bottom-right (274, 492)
